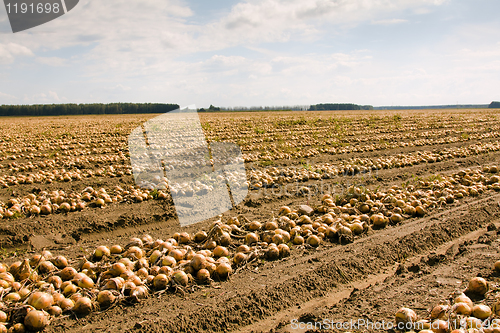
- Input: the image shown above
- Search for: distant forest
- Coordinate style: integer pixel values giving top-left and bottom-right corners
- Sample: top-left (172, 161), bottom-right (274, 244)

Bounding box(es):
top-left (0, 103), bottom-right (179, 117)
top-left (308, 103), bottom-right (374, 111)
top-left (490, 101), bottom-right (500, 108)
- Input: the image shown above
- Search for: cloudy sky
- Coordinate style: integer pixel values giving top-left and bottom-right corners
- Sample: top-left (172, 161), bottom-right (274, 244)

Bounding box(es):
top-left (1, 0), bottom-right (499, 108)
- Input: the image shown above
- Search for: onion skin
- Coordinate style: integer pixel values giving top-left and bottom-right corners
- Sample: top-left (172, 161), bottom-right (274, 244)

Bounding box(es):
top-left (430, 320), bottom-right (449, 333)
top-left (153, 274), bottom-right (170, 290)
top-left (28, 292), bottom-right (54, 310)
top-left (468, 277), bottom-right (488, 295)
top-left (395, 307), bottom-right (417, 324)
top-left (452, 302), bottom-right (471, 316)
top-left (430, 304), bottom-right (450, 320)
top-left (455, 293), bottom-right (473, 309)
top-left (472, 304), bottom-right (492, 320)
top-left (73, 297), bottom-right (93, 316)
top-left (24, 310), bottom-right (49, 332)
top-left (196, 269), bottom-right (210, 283)
top-left (97, 290), bottom-right (116, 308)
top-left (494, 260), bottom-right (500, 273)
top-left (0, 311), bottom-right (6, 323)
top-left (9, 323), bottom-right (25, 333)
top-left (215, 263), bottom-right (232, 279)
top-left (172, 271), bottom-right (189, 286)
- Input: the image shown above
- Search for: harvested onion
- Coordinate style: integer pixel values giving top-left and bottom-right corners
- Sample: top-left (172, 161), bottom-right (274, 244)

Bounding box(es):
top-left (24, 310), bottom-right (49, 331)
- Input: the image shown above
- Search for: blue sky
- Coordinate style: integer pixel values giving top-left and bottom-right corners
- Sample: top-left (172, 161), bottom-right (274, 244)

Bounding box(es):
top-left (1, 0), bottom-right (499, 108)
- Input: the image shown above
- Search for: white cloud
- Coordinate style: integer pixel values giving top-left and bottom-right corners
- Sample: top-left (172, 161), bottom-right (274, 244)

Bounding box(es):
top-left (0, 91), bottom-right (18, 103)
top-left (0, 43), bottom-right (34, 64)
top-left (23, 91), bottom-right (62, 103)
top-left (36, 57), bottom-right (69, 67)
top-left (372, 19), bottom-right (409, 25)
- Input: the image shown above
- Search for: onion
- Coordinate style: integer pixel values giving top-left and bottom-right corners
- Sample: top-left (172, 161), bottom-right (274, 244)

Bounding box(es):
top-left (149, 250), bottom-right (162, 264)
top-left (395, 307), bottom-right (417, 324)
top-left (466, 317), bottom-right (483, 329)
top-left (178, 232), bottom-right (191, 244)
top-left (245, 233), bottom-right (259, 245)
top-left (169, 249), bottom-right (185, 262)
top-left (47, 306), bottom-right (62, 317)
top-left (159, 266), bottom-right (173, 276)
top-left (233, 252), bottom-right (247, 265)
top-left (194, 231), bottom-right (208, 243)
top-left (248, 221), bottom-right (261, 231)
top-left (97, 290), bottom-right (116, 308)
top-left (73, 297), bottom-right (93, 316)
top-left (349, 222), bottom-right (364, 234)
top-left (52, 292), bottom-right (65, 304)
top-left (110, 245), bottom-right (123, 254)
top-left (204, 240), bottom-right (217, 250)
top-left (24, 310), bottom-right (49, 332)
top-left (153, 274), bottom-right (170, 290)
top-left (4, 292), bottom-right (21, 302)
top-left (472, 304), bottom-right (492, 319)
top-left (38, 261), bottom-right (56, 274)
top-left (77, 276), bottom-right (94, 289)
top-left (58, 298), bottom-right (74, 311)
top-left (306, 235), bottom-right (321, 247)
top-left (218, 232), bottom-right (232, 246)
top-left (28, 292), bottom-right (54, 310)
top-left (494, 260), bottom-right (500, 273)
top-left (80, 258), bottom-right (94, 270)
top-left (40, 204), bottom-right (52, 214)
top-left (141, 234), bottom-right (154, 244)
top-left (94, 245), bottom-right (110, 260)
top-left (455, 293), bottom-right (473, 308)
top-left (0, 272), bottom-right (15, 284)
top-left (430, 304), bottom-right (450, 320)
top-left (266, 246), bottom-right (280, 261)
top-left (118, 258), bottom-right (135, 270)
top-left (124, 246), bottom-right (143, 259)
top-left (52, 256), bottom-right (68, 269)
top-left (172, 270), bottom-right (189, 286)
top-left (371, 214), bottom-right (387, 228)
top-left (59, 267), bottom-right (77, 281)
top-left (215, 263), bottom-right (232, 279)
top-left (271, 234), bottom-right (284, 245)
top-left (293, 235), bottom-right (304, 245)
top-left (109, 263), bottom-right (127, 276)
top-left (131, 285), bottom-right (149, 299)
top-left (0, 311), bottom-right (6, 322)
top-left (213, 246), bottom-right (229, 258)
top-left (468, 277), bottom-right (488, 295)
top-left (161, 256), bottom-right (176, 267)
top-left (104, 277), bottom-right (124, 290)
top-left (196, 269), bottom-right (210, 282)
top-left (190, 254), bottom-right (207, 271)
top-left (278, 244), bottom-right (291, 257)
top-left (18, 288), bottom-right (31, 300)
top-left (9, 323), bottom-right (26, 333)
top-left (452, 302), bottom-right (471, 315)
top-left (430, 319), bottom-right (448, 333)
top-left (62, 282), bottom-right (78, 296)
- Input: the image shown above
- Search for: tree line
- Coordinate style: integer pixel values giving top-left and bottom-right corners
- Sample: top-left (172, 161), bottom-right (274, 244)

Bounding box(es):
top-left (489, 101), bottom-right (500, 108)
top-left (0, 103), bottom-right (180, 117)
top-left (308, 103), bottom-right (373, 111)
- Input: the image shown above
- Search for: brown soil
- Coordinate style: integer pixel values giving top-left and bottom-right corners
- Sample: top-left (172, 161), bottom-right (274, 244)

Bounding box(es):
top-left (1, 112), bottom-right (500, 333)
